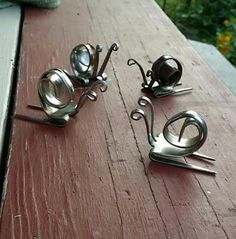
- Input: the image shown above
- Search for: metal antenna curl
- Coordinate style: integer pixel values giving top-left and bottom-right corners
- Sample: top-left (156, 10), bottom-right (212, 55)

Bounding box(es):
top-left (131, 96), bottom-right (157, 146)
top-left (130, 109), bottom-right (154, 147)
top-left (137, 96), bottom-right (156, 142)
top-left (71, 77), bottom-right (107, 116)
top-left (90, 75), bottom-right (108, 93)
top-left (71, 90), bottom-right (97, 117)
top-left (127, 59), bottom-right (148, 88)
top-left (98, 43), bottom-right (119, 76)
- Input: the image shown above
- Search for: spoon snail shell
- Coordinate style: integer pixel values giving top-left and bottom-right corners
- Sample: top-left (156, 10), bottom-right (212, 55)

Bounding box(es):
top-left (38, 68), bottom-right (107, 122)
top-left (14, 42), bottom-right (116, 127)
top-left (15, 68), bottom-right (108, 127)
top-left (70, 43), bottom-right (119, 85)
top-left (38, 68), bottom-right (76, 121)
top-left (162, 110), bottom-right (207, 157)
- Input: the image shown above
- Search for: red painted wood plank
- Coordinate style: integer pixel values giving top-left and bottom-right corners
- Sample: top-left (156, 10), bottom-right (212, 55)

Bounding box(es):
top-left (1, 0), bottom-right (236, 238)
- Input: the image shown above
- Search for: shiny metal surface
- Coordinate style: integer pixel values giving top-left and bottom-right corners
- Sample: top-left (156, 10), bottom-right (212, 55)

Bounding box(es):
top-left (70, 43), bottom-right (99, 83)
top-left (15, 71), bottom-right (107, 127)
top-left (14, 41), bottom-right (117, 127)
top-left (70, 42), bottom-right (119, 86)
top-left (131, 96), bottom-right (216, 175)
top-left (127, 55), bottom-right (192, 97)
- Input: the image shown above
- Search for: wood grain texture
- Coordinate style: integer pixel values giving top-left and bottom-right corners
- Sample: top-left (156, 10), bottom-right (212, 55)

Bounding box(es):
top-left (0, 6), bottom-right (21, 161)
top-left (1, 0), bottom-right (236, 238)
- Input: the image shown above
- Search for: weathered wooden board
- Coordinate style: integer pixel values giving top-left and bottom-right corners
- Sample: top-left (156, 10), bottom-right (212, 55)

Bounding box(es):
top-left (1, 0), bottom-right (236, 238)
top-left (0, 6), bottom-right (21, 163)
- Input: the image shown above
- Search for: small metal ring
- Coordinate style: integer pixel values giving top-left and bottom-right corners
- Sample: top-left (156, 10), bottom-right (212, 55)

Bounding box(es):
top-left (152, 55), bottom-right (183, 86)
top-left (70, 43), bottom-right (98, 80)
top-left (38, 68), bottom-right (76, 120)
top-left (163, 110), bottom-right (207, 153)
top-left (38, 68), bottom-right (75, 108)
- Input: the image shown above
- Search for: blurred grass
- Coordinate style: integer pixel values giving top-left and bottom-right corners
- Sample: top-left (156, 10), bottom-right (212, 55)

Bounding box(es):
top-left (155, 0), bottom-right (236, 66)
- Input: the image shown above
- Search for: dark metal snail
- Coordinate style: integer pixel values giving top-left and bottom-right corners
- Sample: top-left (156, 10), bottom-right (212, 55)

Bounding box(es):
top-left (69, 43), bottom-right (119, 86)
top-left (131, 96), bottom-right (216, 174)
top-left (15, 69), bottom-right (107, 127)
top-left (127, 55), bottom-right (192, 97)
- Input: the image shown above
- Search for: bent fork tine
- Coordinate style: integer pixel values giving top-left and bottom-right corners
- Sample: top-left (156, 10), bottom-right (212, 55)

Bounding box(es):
top-left (191, 152), bottom-right (215, 161)
top-left (14, 114), bottom-right (67, 127)
top-left (150, 155), bottom-right (216, 175)
top-left (27, 104), bottom-right (44, 111)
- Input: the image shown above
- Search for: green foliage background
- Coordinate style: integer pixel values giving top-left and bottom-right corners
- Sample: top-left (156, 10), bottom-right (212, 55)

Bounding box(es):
top-left (155, 0), bottom-right (236, 66)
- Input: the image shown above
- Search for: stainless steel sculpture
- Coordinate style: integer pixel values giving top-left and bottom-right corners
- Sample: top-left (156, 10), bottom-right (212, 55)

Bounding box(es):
top-left (131, 96), bottom-right (216, 174)
top-left (15, 69), bottom-right (107, 127)
top-left (14, 42), bottom-right (119, 127)
top-left (69, 43), bottom-right (119, 86)
top-left (127, 55), bottom-right (192, 97)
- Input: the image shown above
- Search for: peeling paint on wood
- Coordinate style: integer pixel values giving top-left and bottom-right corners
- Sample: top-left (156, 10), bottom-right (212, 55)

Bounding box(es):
top-left (1, 0), bottom-right (236, 238)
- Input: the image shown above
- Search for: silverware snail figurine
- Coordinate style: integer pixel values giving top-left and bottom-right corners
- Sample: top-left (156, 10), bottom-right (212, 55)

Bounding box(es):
top-left (15, 69), bottom-right (107, 127)
top-left (15, 42), bottom-right (119, 127)
top-left (130, 96), bottom-right (216, 175)
top-left (69, 43), bottom-right (119, 86)
top-left (127, 55), bottom-right (192, 97)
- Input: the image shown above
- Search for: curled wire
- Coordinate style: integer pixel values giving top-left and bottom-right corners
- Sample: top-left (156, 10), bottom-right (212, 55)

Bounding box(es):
top-left (90, 75), bottom-right (108, 93)
top-left (130, 96), bottom-right (215, 174)
top-left (71, 78), bottom-right (107, 116)
top-left (131, 109), bottom-right (154, 147)
top-left (138, 96), bottom-right (156, 142)
top-left (111, 43), bottom-right (119, 51)
top-left (127, 58), bottom-right (148, 88)
top-left (163, 110), bottom-right (207, 154)
top-left (98, 43), bottom-right (119, 76)
top-left (131, 96), bottom-right (157, 146)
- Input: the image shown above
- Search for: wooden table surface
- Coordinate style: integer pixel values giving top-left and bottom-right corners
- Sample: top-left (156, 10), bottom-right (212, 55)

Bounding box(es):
top-left (1, 0), bottom-right (236, 238)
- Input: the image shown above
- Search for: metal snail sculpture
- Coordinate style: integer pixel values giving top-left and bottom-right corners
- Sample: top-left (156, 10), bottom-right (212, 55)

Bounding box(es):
top-left (69, 42), bottom-right (119, 86)
top-left (130, 96), bottom-right (216, 175)
top-left (15, 69), bottom-right (108, 127)
top-left (127, 55), bottom-right (192, 97)
top-left (14, 42), bottom-right (119, 127)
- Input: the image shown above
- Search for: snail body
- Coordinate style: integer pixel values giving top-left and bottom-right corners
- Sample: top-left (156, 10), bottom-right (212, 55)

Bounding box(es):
top-left (131, 96), bottom-right (216, 174)
top-left (128, 55), bottom-right (192, 97)
top-left (15, 69), bottom-right (107, 127)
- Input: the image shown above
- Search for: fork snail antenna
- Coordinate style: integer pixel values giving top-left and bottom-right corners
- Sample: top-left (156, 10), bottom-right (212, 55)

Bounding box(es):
top-left (98, 43), bottom-right (119, 76)
top-left (130, 96), bottom-right (156, 146)
top-left (127, 58), bottom-right (149, 88)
